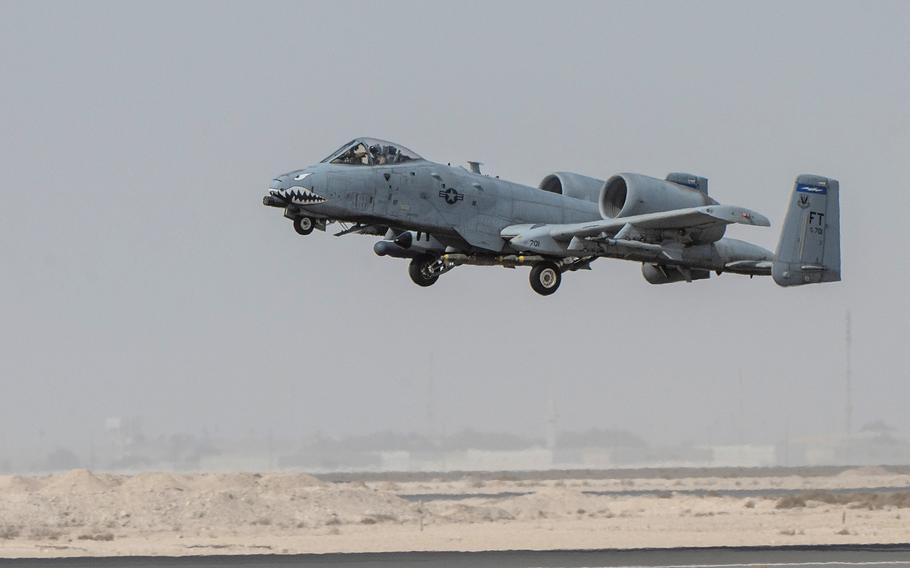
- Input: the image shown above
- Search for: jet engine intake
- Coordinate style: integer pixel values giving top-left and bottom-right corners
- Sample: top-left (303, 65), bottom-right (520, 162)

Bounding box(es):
top-left (600, 173), bottom-right (716, 219)
top-left (539, 172), bottom-right (605, 204)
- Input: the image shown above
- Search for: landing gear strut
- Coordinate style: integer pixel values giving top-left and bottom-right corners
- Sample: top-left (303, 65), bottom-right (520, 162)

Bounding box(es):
top-left (293, 216), bottom-right (315, 236)
top-left (529, 261), bottom-right (562, 296)
top-left (408, 257), bottom-right (439, 287)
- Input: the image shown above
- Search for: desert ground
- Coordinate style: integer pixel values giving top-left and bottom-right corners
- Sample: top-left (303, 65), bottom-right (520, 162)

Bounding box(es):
top-left (1, 466), bottom-right (909, 557)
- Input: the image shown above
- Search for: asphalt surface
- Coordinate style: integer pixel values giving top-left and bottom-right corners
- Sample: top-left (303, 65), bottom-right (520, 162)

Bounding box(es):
top-left (3, 544), bottom-right (910, 567)
top-left (398, 486), bottom-right (910, 502)
top-left (319, 466), bottom-right (910, 484)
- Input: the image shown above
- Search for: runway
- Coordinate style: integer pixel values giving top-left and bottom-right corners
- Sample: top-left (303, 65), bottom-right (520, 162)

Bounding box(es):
top-left (398, 485), bottom-right (910, 502)
top-left (3, 544), bottom-right (910, 567)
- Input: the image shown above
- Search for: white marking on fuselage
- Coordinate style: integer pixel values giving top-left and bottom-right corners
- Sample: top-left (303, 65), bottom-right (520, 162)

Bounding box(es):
top-left (278, 185), bottom-right (326, 204)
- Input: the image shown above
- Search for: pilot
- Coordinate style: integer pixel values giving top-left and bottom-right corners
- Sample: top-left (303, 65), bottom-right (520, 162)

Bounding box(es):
top-left (352, 143), bottom-right (369, 165)
top-left (386, 146), bottom-right (399, 164)
top-left (368, 144), bottom-right (379, 161)
top-left (369, 144), bottom-right (386, 165)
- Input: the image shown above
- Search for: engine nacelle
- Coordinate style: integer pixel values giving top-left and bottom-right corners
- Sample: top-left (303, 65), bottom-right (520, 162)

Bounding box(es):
top-left (539, 172), bottom-right (605, 204)
top-left (665, 172), bottom-right (708, 193)
top-left (642, 263), bottom-right (711, 285)
top-left (600, 173), bottom-right (715, 218)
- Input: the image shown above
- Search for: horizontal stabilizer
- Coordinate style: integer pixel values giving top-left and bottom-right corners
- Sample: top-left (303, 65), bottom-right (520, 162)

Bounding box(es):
top-left (724, 259), bottom-right (773, 276)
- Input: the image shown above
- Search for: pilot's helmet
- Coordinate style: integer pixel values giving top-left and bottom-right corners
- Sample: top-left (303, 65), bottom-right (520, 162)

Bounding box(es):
top-left (369, 144), bottom-right (382, 156)
top-left (387, 146), bottom-right (398, 156)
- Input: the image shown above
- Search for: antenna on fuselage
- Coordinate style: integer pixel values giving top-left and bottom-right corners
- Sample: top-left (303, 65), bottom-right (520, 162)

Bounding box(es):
top-left (467, 161), bottom-right (483, 174)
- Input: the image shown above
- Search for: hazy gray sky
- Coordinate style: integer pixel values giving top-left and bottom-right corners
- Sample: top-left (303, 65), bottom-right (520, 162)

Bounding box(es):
top-left (1, 1), bottom-right (908, 454)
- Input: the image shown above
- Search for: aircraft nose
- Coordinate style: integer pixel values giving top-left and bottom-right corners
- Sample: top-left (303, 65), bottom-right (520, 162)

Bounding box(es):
top-left (264, 177), bottom-right (289, 207)
top-left (263, 171), bottom-right (326, 208)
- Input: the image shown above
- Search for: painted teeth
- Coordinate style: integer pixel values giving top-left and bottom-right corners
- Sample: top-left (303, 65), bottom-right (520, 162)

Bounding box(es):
top-left (278, 186), bottom-right (326, 205)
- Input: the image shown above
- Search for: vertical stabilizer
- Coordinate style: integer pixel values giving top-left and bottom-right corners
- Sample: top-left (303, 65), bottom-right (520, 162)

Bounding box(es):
top-left (772, 174), bottom-right (841, 286)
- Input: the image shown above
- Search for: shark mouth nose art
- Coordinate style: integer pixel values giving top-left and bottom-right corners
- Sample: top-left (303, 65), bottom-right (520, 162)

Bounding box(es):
top-left (270, 186), bottom-right (327, 205)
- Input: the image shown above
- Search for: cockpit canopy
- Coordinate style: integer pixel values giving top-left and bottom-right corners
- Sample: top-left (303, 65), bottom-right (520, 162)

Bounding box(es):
top-left (321, 138), bottom-right (422, 166)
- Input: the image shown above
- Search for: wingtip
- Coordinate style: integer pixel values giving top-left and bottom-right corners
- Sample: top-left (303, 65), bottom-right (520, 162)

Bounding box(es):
top-left (735, 207), bottom-right (770, 227)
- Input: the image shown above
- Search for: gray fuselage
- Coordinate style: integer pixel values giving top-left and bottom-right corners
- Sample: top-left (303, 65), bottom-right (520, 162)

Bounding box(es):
top-left (269, 160), bottom-right (601, 253)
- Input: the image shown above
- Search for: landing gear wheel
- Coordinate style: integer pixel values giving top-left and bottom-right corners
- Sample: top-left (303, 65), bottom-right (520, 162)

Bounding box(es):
top-left (293, 216), bottom-right (314, 236)
top-left (409, 257), bottom-right (439, 287)
top-left (530, 262), bottom-right (562, 296)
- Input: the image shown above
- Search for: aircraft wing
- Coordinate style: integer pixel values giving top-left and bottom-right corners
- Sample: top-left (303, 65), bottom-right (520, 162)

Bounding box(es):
top-left (551, 205), bottom-right (768, 239)
top-left (502, 205), bottom-right (769, 255)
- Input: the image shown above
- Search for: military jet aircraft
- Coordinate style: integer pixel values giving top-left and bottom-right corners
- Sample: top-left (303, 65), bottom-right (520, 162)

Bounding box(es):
top-left (263, 137), bottom-right (840, 295)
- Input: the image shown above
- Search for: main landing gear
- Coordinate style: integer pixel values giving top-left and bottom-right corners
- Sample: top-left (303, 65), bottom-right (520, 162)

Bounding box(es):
top-left (402, 254), bottom-right (586, 295)
top-left (408, 256), bottom-right (458, 288)
top-left (408, 257), bottom-right (439, 287)
top-left (293, 216), bottom-right (315, 236)
top-left (529, 261), bottom-right (562, 296)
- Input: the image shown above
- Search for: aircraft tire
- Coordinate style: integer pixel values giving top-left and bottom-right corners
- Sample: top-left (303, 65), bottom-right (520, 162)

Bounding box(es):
top-left (530, 262), bottom-right (561, 296)
top-left (293, 216), bottom-right (315, 236)
top-left (408, 257), bottom-right (439, 287)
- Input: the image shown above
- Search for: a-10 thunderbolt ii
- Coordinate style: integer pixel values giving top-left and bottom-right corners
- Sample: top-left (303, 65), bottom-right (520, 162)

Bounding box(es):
top-left (263, 137), bottom-right (840, 295)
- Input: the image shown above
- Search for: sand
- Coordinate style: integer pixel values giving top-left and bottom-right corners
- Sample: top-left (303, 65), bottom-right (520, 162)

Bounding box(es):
top-left (1, 468), bottom-right (909, 558)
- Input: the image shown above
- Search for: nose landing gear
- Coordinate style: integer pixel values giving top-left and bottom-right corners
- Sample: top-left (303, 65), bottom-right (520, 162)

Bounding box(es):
top-left (293, 216), bottom-right (315, 236)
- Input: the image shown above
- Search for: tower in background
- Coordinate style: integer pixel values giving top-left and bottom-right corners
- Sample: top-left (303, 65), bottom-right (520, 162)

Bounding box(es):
top-left (845, 310), bottom-right (854, 440)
